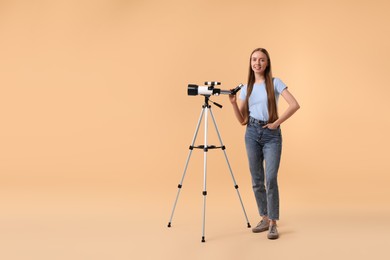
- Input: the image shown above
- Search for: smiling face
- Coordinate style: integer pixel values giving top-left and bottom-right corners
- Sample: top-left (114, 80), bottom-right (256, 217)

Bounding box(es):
top-left (251, 50), bottom-right (268, 75)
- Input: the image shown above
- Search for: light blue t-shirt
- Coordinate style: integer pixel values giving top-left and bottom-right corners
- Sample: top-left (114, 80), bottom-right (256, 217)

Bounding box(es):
top-left (239, 77), bottom-right (287, 121)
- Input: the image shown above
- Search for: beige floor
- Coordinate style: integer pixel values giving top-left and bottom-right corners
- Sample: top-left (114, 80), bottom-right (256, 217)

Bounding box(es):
top-left (1, 186), bottom-right (389, 260)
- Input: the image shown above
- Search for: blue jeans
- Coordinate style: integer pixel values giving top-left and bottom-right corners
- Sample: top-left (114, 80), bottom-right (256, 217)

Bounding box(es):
top-left (245, 117), bottom-right (282, 220)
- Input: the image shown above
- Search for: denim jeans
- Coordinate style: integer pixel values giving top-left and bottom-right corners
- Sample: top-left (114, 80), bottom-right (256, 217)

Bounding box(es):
top-left (245, 117), bottom-right (282, 220)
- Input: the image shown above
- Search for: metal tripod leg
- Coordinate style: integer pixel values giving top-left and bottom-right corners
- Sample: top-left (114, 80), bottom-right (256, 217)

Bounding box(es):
top-left (201, 104), bottom-right (209, 242)
top-left (167, 106), bottom-right (205, 228)
top-left (209, 108), bottom-right (251, 228)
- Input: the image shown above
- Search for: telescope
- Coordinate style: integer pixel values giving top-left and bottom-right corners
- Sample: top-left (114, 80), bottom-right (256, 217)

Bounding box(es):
top-left (169, 81), bottom-right (251, 243)
top-left (187, 81), bottom-right (244, 96)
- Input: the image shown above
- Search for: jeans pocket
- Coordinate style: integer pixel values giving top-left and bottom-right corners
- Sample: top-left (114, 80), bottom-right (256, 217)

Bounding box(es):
top-left (266, 127), bottom-right (279, 131)
top-left (266, 127), bottom-right (281, 137)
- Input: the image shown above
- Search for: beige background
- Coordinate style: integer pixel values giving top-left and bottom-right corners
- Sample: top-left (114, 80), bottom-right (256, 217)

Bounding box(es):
top-left (1, 0), bottom-right (390, 259)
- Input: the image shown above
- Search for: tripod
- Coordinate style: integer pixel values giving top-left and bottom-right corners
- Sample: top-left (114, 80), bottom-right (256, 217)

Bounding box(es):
top-left (167, 95), bottom-right (251, 242)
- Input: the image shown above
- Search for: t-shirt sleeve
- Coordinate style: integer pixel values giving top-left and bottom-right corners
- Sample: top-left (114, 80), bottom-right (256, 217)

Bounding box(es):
top-left (273, 78), bottom-right (287, 94)
top-left (239, 85), bottom-right (247, 100)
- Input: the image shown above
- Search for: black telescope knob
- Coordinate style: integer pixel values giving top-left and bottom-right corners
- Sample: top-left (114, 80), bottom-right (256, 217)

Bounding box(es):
top-left (204, 81), bottom-right (221, 86)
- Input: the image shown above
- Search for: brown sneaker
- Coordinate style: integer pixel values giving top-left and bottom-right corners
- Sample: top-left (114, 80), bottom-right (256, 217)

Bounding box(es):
top-left (267, 224), bottom-right (279, 239)
top-left (252, 219), bottom-right (269, 233)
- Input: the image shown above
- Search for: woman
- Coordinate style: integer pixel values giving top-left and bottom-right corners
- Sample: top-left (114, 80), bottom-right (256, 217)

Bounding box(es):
top-left (229, 48), bottom-right (300, 239)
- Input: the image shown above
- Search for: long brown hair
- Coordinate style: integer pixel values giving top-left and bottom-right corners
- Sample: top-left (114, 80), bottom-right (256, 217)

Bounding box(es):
top-left (242, 48), bottom-right (278, 125)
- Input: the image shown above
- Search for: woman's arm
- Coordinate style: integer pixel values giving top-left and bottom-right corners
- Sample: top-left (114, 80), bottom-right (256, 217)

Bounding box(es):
top-left (229, 94), bottom-right (246, 125)
top-left (265, 88), bottom-right (300, 129)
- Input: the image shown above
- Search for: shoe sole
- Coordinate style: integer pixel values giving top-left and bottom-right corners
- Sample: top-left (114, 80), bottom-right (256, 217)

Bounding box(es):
top-left (252, 227), bottom-right (269, 233)
top-left (267, 234), bottom-right (279, 239)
